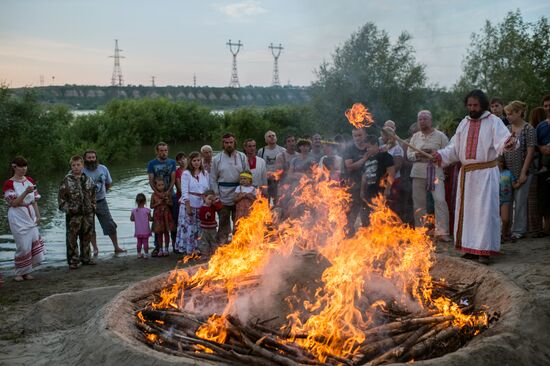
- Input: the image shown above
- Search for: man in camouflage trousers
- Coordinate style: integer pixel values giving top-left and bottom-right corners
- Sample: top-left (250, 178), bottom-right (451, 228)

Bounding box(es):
top-left (58, 155), bottom-right (97, 269)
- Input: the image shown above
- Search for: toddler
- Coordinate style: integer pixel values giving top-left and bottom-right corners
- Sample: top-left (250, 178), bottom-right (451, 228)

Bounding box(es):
top-left (131, 193), bottom-right (152, 258)
top-left (198, 189), bottom-right (223, 257)
top-left (499, 157), bottom-right (519, 242)
top-left (234, 171), bottom-right (257, 224)
top-left (150, 179), bottom-right (175, 256)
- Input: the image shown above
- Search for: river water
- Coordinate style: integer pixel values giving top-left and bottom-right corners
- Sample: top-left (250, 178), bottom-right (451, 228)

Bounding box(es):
top-left (0, 144), bottom-right (200, 273)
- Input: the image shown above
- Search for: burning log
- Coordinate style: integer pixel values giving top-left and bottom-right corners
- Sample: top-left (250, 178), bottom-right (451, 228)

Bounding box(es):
top-left (363, 315), bottom-right (454, 337)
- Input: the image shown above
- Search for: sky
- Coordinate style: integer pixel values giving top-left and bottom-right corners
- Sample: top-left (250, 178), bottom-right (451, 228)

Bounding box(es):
top-left (1, 0), bottom-right (548, 88)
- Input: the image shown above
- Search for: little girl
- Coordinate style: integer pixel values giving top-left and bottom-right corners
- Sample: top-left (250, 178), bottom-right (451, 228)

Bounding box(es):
top-left (130, 193), bottom-right (152, 258)
top-left (499, 157), bottom-right (518, 242)
top-left (150, 179), bottom-right (175, 256)
top-left (234, 171), bottom-right (256, 225)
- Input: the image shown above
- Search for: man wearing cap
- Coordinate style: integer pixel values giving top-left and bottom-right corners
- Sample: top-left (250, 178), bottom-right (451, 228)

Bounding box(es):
top-left (210, 133), bottom-right (250, 244)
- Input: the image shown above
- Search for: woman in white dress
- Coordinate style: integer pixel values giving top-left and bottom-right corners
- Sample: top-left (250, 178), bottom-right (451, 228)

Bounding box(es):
top-left (2, 157), bottom-right (45, 281)
top-left (175, 151), bottom-right (210, 255)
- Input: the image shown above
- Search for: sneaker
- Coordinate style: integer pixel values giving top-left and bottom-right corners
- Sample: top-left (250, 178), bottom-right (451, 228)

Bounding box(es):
top-left (510, 233), bottom-right (524, 240)
top-left (137, 253), bottom-right (144, 259)
top-left (151, 248), bottom-right (159, 257)
top-left (158, 249), bottom-right (164, 257)
top-left (143, 253), bottom-right (149, 259)
top-left (534, 166), bottom-right (548, 176)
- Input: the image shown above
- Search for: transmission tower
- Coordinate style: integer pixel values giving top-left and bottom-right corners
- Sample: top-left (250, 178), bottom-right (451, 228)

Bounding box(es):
top-left (227, 39), bottom-right (243, 87)
top-left (151, 76), bottom-right (156, 87)
top-left (269, 43), bottom-right (283, 87)
top-left (193, 73), bottom-right (197, 87)
top-left (109, 39), bottom-right (125, 86)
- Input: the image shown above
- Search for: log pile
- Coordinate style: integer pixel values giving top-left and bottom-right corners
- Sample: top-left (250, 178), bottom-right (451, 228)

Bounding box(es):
top-left (135, 280), bottom-right (495, 365)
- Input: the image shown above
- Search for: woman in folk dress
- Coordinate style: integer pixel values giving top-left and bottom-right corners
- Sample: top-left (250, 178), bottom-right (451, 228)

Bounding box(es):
top-left (176, 151), bottom-right (210, 255)
top-left (2, 156), bottom-right (45, 281)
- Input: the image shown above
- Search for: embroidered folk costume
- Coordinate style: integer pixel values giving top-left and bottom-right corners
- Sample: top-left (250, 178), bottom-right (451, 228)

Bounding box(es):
top-left (436, 111), bottom-right (514, 255)
top-left (3, 177), bottom-right (45, 275)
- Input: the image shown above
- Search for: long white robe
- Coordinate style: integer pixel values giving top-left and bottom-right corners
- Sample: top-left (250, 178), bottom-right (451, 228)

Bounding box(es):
top-left (437, 111), bottom-right (511, 255)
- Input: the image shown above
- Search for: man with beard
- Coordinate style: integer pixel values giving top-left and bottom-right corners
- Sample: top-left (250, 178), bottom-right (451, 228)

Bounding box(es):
top-left (243, 138), bottom-right (267, 191)
top-left (433, 90), bottom-right (517, 265)
top-left (147, 142), bottom-right (177, 256)
top-left (82, 150), bottom-right (126, 255)
top-left (210, 133), bottom-right (250, 244)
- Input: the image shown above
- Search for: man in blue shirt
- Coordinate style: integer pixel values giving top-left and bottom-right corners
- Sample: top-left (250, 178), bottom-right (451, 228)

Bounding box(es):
top-left (147, 142), bottom-right (177, 255)
top-left (83, 150), bottom-right (126, 255)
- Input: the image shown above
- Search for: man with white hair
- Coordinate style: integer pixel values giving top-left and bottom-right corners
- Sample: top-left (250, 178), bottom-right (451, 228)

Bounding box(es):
top-left (257, 130), bottom-right (286, 203)
top-left (407, 110), bottom-right (451, 242)
top-left (201, 145), bottom-right (213, 173)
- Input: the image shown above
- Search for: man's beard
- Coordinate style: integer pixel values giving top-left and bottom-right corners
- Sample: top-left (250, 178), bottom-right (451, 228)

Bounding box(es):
top-left (84, 160), bottom-right (98, 170)
top-left (469, 110), bottom-right (484, 119)
top-left (225, 146), bottom-right (235, 154)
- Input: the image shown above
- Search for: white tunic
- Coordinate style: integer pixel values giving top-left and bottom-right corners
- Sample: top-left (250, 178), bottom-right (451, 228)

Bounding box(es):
top-left (180, 170), bottom-right (209, 208)
top-left (437, 111), bottom-right (512, 255)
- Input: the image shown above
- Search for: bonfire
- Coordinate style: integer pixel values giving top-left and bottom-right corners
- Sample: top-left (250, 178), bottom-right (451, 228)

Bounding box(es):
top-left (134, 104), bottom-right (491, 365)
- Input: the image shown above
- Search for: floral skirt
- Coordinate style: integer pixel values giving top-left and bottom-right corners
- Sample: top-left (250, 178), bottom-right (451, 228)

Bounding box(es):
top-left (175, 206), bottom-right (202, 254)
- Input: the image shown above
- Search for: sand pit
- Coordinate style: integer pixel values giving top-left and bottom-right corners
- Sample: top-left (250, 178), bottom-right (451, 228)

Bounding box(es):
top-left (2, 254), bottom-right (548, 366)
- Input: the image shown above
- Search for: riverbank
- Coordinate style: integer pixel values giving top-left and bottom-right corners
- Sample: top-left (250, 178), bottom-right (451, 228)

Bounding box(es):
top-left (0, 237), bottom-right (549, 364)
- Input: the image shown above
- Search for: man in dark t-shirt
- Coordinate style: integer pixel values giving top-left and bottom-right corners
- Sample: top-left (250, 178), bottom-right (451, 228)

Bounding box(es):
top-left (360, 135), bottom-right (395, 226)
top-left (343, 128), bottom-right (369, 234)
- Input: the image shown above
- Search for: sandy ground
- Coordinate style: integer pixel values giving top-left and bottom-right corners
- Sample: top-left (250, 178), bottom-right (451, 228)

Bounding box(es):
top-left (0, 237), bottom-right (549, 365)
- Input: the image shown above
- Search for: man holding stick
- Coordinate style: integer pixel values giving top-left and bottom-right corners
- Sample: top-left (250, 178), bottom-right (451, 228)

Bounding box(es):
top-left (432, 90), bottom-right (516, 264)
top-left (407, 110), bottom-right (451, 242)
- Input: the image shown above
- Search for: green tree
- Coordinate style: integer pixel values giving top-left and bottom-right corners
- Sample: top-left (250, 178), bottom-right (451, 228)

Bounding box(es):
top-left (310, 22), bottom-right (427, 135)
top-left (456, 10), bottom-right (550, 110)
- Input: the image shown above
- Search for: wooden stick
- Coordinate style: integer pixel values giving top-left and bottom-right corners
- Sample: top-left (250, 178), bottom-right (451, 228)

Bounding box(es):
top-left (383, 127), bottom-right (434, 160)
top-left (241, 333), bottom-right (299, 366)
top-left (362, 325), bottom-right (431, 366)
top-left (363, 315), bottom-right (454, 336)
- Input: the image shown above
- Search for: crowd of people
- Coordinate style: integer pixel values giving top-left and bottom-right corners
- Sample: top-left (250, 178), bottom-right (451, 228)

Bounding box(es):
top-left (2, 89), bottom-right (550, 283)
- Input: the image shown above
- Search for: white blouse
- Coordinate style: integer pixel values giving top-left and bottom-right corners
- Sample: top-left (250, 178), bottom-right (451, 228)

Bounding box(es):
top-left (180, 170), bottom-right (210, 208)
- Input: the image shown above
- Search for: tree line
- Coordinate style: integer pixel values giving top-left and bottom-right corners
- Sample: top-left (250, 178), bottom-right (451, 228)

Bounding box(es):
top-left (2, 10), bottom-right (548, 177)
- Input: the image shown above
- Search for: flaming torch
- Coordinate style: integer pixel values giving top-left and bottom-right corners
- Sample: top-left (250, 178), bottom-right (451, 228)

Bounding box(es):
top-left (345, 103), bottom-right (374, 128)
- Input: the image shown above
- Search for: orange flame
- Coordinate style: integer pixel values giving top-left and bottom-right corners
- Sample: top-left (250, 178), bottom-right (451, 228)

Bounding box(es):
top-left (345, 103), bottom-right (374, 128)
top-left (150, 163), bottom-right (487, 362)
top-left (146, 333), bottom-right (158, 343)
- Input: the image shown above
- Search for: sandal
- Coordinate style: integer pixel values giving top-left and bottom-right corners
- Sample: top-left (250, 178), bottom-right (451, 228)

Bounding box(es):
top-left (69, 263), bottom-right (79, 269)
top-left (23, 274), bottom-right (34, 280)
top-left (14, 275), bottom-right (24, 282)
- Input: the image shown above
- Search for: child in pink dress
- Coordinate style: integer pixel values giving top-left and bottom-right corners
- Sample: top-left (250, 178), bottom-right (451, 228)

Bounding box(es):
top-left (130, 193), bottom-right (152, 258)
